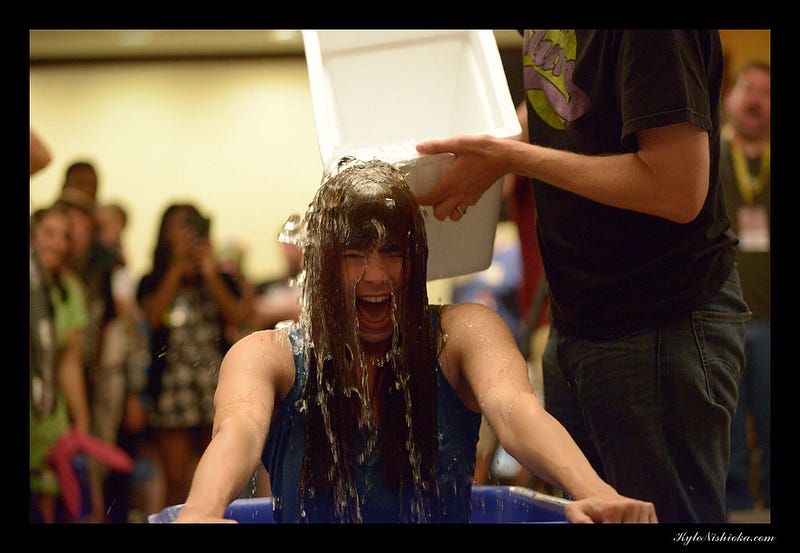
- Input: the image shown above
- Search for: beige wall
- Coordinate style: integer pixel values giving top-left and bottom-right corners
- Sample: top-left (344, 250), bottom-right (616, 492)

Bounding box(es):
top-left (30, 56), bottom-right (323, 285)
top-left (720, 29), bottom-right (771, 87)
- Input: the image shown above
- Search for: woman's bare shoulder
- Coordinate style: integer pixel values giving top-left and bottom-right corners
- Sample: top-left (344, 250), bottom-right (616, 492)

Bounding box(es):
top-left (234, 328), bottom-right (293, 349)
top-left (222, 329), bottom-right (296, 392)
top-left (440, 302), bottom-right (502, 332)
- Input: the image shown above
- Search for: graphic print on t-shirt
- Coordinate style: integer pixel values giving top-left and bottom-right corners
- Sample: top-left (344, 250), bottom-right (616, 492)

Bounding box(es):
top-left (522, 30), bottom-right (590, 130)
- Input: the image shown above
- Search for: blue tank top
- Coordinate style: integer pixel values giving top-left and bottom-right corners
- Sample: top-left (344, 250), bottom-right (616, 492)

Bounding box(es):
top-left (262, 306), bottom-right (482, 523)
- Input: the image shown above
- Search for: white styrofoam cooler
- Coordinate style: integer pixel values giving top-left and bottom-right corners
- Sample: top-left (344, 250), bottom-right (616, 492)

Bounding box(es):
top-left (302, 30), bottom-right (521, 280)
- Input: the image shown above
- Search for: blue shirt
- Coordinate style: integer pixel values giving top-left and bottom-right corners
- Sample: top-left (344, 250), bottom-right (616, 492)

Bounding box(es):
top-left (262, 306), bottom-right (482, 523)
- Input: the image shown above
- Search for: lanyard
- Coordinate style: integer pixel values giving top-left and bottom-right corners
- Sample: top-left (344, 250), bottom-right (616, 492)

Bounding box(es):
top-left (729, 136), bottom-right (770, 206)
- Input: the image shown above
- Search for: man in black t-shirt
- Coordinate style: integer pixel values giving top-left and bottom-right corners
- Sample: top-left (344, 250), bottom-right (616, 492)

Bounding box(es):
top-left (416, 30), bottom-right (749, 523)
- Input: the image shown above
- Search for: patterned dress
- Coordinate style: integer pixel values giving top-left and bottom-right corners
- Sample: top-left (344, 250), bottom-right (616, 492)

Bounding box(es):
top-left (139, 277), bottom-right (231, 430)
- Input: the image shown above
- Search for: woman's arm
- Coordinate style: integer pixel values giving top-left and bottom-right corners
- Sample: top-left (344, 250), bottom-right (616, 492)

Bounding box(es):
top-left (139, 264), bottom-right (185, 330)
top-left (442, 303), bottom-right (657, 522)
top-left (58, 327), bottom-right (91, 435)
top-left (196, 239), bottom-right (254, 329)
top-left (174, 330), bottom-right (293, 522)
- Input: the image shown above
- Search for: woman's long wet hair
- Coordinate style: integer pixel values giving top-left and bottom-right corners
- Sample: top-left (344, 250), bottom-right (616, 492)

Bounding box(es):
top-left (298, 157), bottom-right (438, 521)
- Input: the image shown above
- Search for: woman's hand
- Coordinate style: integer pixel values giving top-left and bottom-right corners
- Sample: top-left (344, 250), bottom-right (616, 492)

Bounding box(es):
top-left (193, 238), bottom-right (218, 278)
top-left (173, 507), bottom-right (237, 523)
top-left (565, 494), bottom-right (658, 523)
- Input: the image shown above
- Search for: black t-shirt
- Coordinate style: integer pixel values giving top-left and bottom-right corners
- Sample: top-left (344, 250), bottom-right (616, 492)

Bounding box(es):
top-left (522, 29), bottom-right (736, 338)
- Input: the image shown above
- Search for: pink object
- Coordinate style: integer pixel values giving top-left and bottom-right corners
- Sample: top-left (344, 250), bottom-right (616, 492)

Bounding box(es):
top-left (47, 428), bottom-right (134, 520)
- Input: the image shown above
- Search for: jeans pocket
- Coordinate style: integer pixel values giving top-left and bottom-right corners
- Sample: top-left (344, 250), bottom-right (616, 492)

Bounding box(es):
top-left (690, 310), bottom-right (749, 417)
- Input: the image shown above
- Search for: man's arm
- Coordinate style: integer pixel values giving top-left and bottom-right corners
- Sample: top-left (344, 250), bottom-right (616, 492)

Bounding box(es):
top-left (416, 121), bottom-right (709, 224)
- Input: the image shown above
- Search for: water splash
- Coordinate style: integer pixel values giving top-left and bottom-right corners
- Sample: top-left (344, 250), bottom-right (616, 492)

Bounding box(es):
top-left (247, 469), bottom-right (258, 498)
top-left (278, 213), bottom-right (302, 245)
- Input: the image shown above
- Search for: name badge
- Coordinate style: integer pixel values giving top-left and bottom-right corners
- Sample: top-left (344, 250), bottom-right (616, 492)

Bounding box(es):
top-left (737, 205), bottom-right (769, 252)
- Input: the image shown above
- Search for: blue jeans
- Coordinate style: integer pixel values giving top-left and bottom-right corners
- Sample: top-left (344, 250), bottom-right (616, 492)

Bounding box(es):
top-left (542, 268), bottom-right (750, 523)
top-left (726, 319), bottom-right (770, 510)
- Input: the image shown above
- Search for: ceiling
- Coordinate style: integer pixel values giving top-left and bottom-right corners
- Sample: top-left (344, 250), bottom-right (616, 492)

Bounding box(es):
top-left (29, 30), bottom-right (524, 62)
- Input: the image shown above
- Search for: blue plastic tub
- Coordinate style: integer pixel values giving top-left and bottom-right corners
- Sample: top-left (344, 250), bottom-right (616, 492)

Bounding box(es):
top-left (148, 485), bottom-right (569, 523)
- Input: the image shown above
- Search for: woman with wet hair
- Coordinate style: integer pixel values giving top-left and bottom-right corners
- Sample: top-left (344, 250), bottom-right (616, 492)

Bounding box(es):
top-left (295, 158), bottom-right (440, 522)
top-left (176, 158), bottom-right (657, 523)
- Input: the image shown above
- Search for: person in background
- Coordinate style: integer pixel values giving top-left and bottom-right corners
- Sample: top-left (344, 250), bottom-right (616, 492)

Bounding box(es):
top-left (62, 160), bottom-right (99, 201)
top-left (30, 128), bottom-right (59, 522)
top-left (59, 163), bottom-right (116, 383)
top-left (250, 221), bottom-right (304, 331)
top-left (415, 30), bottom-right (749, 523)
top-left (216, 238), bottom-right (257, 346)
top-left (720, 61), bottom-right (771, 516)
top-left (56, 184), bottom-right (116, 519)
top-left (92, 201), bottom-right (151, 521)
top-left (30, 132), bottom-right (127, 522)
top-left (29, 204), bottom-right (98, 522)
top-left (95, 203), bottom-right (128, 265)
top-left (174, 158), bottom-right (656, 523)
top-left (451, 231), bottom-right (524, 346)
top-left (137, 203), bottom-right (251, 509)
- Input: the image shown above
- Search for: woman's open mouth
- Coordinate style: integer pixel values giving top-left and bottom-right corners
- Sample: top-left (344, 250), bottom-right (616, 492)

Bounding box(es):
top-left (356, 294), bottom-right (393, 330)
